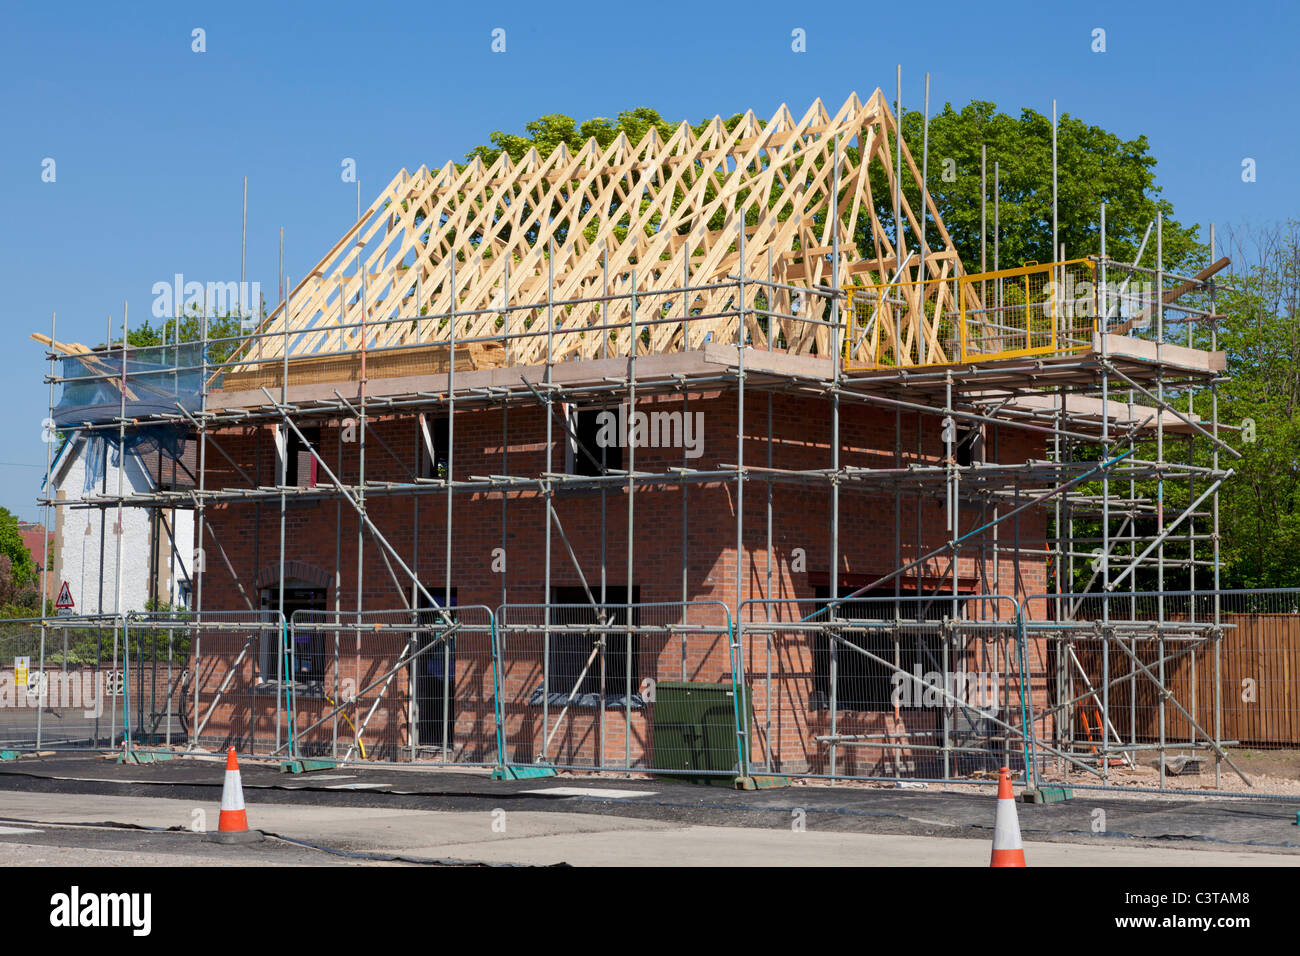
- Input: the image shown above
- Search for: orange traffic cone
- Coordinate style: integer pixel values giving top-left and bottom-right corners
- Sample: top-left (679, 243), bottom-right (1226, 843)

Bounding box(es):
top-left (205, 747), bottom-right (265, 844)
top-left (989, 766), bottom-right (1026, 867)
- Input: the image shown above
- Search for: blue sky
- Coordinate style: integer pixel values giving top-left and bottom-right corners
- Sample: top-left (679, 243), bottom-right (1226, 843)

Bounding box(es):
top-left (1, 0), bottom-right (1296, 520)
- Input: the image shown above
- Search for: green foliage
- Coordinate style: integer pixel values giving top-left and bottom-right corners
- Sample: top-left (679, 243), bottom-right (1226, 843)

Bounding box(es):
top-left (0, 507), bottom-right (37, 595)
top-left (1057, 223), bottom-right (1300, 593)
top-left (465, 107), bottom-right (709, 166)
top-left (464, 100), bottom-right (1199, 278)
top-left (463, 107), bottom-right (747, 249)
top-left (119, 311), bottom-right (249, 367)
top-left (883, 101), bottom-right (1200, 273)
top-left (0, 610), bottom-right (193, 667)
top-left (1213, 224), bottom-right (1300, 587)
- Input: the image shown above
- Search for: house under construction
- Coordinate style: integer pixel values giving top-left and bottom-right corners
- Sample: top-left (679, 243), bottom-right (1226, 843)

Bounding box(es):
top-left (34, 88), bottom-right (1259, 791)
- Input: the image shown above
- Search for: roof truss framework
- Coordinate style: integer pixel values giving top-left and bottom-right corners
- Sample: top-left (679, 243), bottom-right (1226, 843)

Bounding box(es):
top-left (234, 90), bottom-right (966, 372)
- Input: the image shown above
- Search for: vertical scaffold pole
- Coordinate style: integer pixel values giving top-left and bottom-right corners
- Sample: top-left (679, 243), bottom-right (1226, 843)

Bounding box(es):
top-left (829, 135), bottom-right (841, 781)
top-left (943, 373), bottom-right (954, 783)
top-left (1100, 203), bottom-right (1111, 783)
top-left (355, 263), bottom-right (369, 760)
top-left (980, 146), bottom-right (987, 274)
top-left (1209, 221), bottom-right (1222, 789)
top-left (542, 238), bottom-right (553, 756)
top-left (37, 312), bottom-right (56, 750)
top-left (1156, 213), bottom-right (1166, 788)
top-left (600, 246), bottom-right (608, 765)
top-left (626, 267), bottom-right (637, 773)
top-left (117, 302), bottom-right (129, 752)
top-left (279, 271), bottom-right (290, 756)
top-left (444, 257), bottom-right (457, 763)
top-left (894, 65), bottom-right (902, 258)
top-left (735, 218), bottom-right (749, 779)
top-left (192, 300), bottom-right (209, 749)
top-left (334, 274), bottom-right (345, 759)
top-left (918, 73), bottom-right (930, 294)
top-left (1051, 100), bottom-right (1058, 270)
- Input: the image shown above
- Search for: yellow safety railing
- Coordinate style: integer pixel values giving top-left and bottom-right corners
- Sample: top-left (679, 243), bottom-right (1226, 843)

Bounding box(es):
top-left (842, 259), bottom-right (1098, 369)
top-left (957, 259), bottom-right (1098, 362)
top-left (844, 274), bottom-right (964, 368)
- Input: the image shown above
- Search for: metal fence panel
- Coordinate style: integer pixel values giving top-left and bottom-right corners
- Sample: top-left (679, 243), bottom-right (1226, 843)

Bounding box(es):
top-left (135, 610), bottom-right (287, 756)
top-left (10, 589), bottom-right (1294, 798)
top-left (286, 606), bottom-right (495, 765)
top-left (0, 615), bottom-right (126, 752)
top-left (845, 260), bottom-right (1097, 371)
top-left (738, 595), bottom-right (1034, 784)
top-left (846, 275), bottom-right (962, 369)
top-left (1024, 589), bottom-right (1300, 797)
top-left (958, 259), bottom-right (1097, 361)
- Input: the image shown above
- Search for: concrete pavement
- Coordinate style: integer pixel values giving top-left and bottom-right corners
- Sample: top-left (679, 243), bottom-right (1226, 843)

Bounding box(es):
top-left (1, 790), bottom-right (1297, 866)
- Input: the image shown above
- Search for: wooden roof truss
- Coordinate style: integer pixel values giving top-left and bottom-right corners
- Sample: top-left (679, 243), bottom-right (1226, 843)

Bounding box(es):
top-left (231, 89), bottom-right (970, 374)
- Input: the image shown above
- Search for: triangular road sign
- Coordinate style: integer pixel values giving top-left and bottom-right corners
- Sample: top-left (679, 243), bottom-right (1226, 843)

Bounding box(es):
top-left (55, 580), bottom-right (74, 609)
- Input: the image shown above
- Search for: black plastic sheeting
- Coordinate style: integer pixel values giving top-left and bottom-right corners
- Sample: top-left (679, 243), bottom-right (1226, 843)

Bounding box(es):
top-left (527, 688), bottom-right (647, 711)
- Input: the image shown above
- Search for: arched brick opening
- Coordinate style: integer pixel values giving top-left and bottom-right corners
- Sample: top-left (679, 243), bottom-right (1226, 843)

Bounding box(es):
top-left (255, 561), bottom-right (331, 591)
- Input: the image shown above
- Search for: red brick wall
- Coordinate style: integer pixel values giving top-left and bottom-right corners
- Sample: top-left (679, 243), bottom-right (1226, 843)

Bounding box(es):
top-left (18, 525), bottom-right (54, 600)
top-left (192, 388), bottom-right (1049, 764)
top-left (200, 391), bottom-right (1046, 609)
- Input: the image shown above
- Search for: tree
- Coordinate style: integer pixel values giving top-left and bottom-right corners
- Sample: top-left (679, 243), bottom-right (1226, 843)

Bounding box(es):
top-left (0, 506), bottom-right (37, 600)
top-left (119, 311), bottom-right (249, 366)
top-left (467, 107), bottom-right (691, 166)
top-left (465, 107), bottom-right (748, 249)
top-left (1212, 222), bottom-right (1300, 587)
top-left (1056, 222), bottom-right (1300, 593)
top-left (467, 100), bottom-right (1200, 275)
top-left (883, 101), bottom-right (1200, 274)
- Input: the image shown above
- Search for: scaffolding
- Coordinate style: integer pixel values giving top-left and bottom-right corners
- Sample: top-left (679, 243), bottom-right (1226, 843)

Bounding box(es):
top-left (30, 89), bottom-right (1258, 789)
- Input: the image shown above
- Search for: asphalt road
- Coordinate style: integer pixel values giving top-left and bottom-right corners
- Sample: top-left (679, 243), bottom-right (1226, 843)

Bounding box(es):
top-left (0, 754), bottom-right (1297, 866)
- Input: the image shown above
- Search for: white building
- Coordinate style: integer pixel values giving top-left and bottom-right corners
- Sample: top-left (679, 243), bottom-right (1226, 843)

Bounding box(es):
top-left (46, 434), bottom-right (195, 614)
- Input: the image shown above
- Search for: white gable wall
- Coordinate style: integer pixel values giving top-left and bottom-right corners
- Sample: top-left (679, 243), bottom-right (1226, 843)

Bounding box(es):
top-left (51, 439), bottom-right (194, 615)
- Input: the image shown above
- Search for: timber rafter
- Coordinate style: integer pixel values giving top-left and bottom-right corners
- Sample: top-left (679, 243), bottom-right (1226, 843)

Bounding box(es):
top-left (231, 90), bottom-right (967, 374)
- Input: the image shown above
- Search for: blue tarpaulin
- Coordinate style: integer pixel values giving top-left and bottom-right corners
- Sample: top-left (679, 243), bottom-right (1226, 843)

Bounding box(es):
top-left (79, 425), bottom-right (189, 493)
top-left (53, 343), bottom-right (207, 428)
top-left (53, 343), bottom-right (206, 493)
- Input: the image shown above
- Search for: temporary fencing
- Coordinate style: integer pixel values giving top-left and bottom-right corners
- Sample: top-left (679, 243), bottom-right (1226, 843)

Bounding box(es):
top-left (736, 595), bottom-right (1036, 784)
top-left (4, 591), bottom-right (1297, 799)
top-left (1023, 589), bottom-right (1300, 793)
top-left (280, 605), bottom-right (494, 764)
top-left (0, 614), bottom-right (127, 751)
